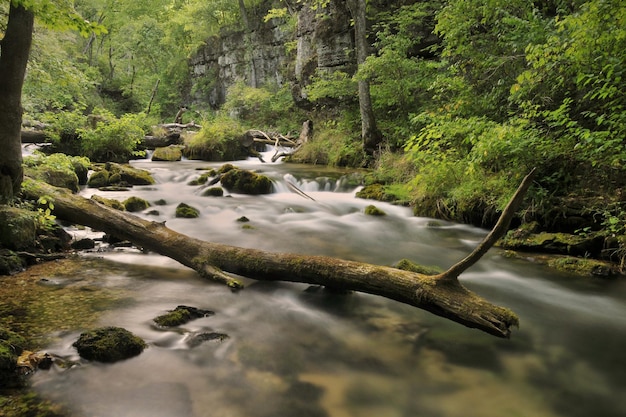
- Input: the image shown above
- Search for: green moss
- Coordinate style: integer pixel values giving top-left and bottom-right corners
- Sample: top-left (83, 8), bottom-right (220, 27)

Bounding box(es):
top-left (72, 326), bottom-right (146, 363)
top-left (202, 187), bottom-right (224, 197)
top-left (153, 305), bottom-right (214, 327)
top-left (547, 256), bottom-right (619, 278)
top-left (0, 207), bottom-right (37, 251)
top-left (394, 258), bottom-right (442, 276)
top-left (364, 205), bottom-right (386, 216)
top-left (188, 172), bottom-right (213, 186)
top-left (175, 203), bottom-right (200, 218)
top-left (23, 153), bottom-right (87, 192)
top-left (220, 168), bottom-right (272, 195)
top-left (123, 196), bottom-right (151, 212)
top-left (0, 250), bottom-right (24, 275)
top-left (356, 184), bottom-right (396, 202)
top-left (152, 146), bottom-right (183, 162)
top-left (0, 328), bottom-right (26, 388)
top-left (87, 170), bottom-right (110, 188)
top-left (91, 195), bottom-right (125, 211)
top-left (108, 163), bottom-right (155, 186)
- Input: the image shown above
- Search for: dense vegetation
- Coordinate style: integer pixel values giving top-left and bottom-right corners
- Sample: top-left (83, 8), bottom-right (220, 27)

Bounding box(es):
top-left (7, 0), bottom-right (626, 265)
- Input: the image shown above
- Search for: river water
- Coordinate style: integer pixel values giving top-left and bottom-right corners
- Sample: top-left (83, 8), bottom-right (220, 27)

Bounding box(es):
top-left (31, 150), bottom-right (626, 417)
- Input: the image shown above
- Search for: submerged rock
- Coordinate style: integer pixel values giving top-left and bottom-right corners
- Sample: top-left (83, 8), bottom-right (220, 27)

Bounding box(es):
top-left (184, 332), bottom-right (228, 348)
top-left (73, 327), bottom-right (146, 363)
top-left (364, 205), bottom-right (386, 216)
top-left (153, 305), bottom-right (215, 327)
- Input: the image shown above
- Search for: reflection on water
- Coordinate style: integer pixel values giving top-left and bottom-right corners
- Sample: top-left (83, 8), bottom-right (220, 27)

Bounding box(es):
top-left (32, 157), bottom-right (626, 417)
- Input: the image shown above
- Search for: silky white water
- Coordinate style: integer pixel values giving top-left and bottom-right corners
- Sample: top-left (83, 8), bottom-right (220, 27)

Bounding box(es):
top-left (31, 155), bottom-right (626, 417)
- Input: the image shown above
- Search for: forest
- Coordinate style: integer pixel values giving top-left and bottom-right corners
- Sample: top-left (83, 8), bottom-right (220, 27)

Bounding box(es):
top-left (4, 0), bottom-right (624, 271)
top-left (1, 0), bottom-right (626, 415)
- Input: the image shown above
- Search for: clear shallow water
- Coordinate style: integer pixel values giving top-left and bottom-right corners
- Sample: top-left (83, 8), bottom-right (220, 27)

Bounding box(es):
top-left (32, 155), bottom-right (626, 417)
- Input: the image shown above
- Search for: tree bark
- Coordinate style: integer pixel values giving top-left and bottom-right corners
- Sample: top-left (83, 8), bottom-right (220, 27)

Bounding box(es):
top-left (21, 179), bottom-right (524, 339)
top-left (347, 0), bottom-right (383, 155)
top-left (0, 4), bottom-right (34, 203)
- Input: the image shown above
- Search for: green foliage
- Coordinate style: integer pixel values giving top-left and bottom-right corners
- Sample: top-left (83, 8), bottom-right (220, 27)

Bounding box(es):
top-left (185, 115), bottom-right (247, 161)
top-left (511, 0), bottom-right (626, 169)
top-left (223, 82), bottom-right (306, 132)
top-left (78, 110), bottom-right (147, 162)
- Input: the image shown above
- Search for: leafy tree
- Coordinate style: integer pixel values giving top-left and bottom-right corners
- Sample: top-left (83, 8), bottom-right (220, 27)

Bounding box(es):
top-left (0, 0), bottom-right (99, 203)
top-left (0, 2), bottom-right (34, 203)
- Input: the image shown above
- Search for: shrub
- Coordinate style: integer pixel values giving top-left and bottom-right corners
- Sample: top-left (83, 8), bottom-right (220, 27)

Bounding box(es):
top-left (183, 115), bottom-right (247, 161)
top-left (78, 109), bottom-right (146, 162)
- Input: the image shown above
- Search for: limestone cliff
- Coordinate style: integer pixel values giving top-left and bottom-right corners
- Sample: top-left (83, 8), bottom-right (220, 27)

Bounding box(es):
top-left (189, 0), bottom-right (355, 109)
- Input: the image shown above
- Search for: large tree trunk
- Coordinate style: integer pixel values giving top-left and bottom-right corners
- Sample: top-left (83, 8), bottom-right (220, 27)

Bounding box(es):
top-left (347, 0), bottom-right (383, 155)
top-left (21, 170), bottom-right (536, 338)
top-left (0, 4), bottom-right (34, 203)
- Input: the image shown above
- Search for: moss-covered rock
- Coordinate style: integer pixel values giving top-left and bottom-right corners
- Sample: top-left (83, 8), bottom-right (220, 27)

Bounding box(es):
top-left (188, 172), bottom-right (213, 186)
top-left (88, 163), bottom-right (155, 188)
top-left (123, 196), bottom-right (151, 212)
top-left (0, 328), bottom-right (26, 387)
top-left (501, 226), bottom-right (605, 257)
top-left (91, 195), bottom-right (126, 211)
top-left (220, 168), bottom-right (272, 195)
top-left (202, 187), bottom-right (224, 197)
top-left (23, 153), bottom-right (88, 192)
top-left (72, 327), bottom-right (146, 363)
top-left (152, 146), bottom-right (183, 162)
top-left (0, 249), bottom-right (24, 275)
top-left (175, 203), bottom-right (200, 218)
top-left (153, 305), bottom-right (214, 327)
top-left (547, 256), bottom-right (620, 278)
top-left (364, 205), bottom-right (386, 216)
top-left (0, 207), bottom-right (37, 251)
top-left (356, 184), bottom-right (396, 202)
top-left (87, 170), bottom-right (110, 188)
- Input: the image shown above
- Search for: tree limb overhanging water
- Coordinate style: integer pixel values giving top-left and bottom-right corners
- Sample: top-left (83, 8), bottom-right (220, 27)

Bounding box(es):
top-left (22, 170), bottom-right (535, 338)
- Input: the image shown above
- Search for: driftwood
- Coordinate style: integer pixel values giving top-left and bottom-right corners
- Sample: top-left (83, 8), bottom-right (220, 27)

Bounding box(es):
top-left (21, 170), bottom-right (535, 338)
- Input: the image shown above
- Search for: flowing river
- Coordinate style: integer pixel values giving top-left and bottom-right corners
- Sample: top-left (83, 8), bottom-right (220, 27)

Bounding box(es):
top-left (30, 150), bottom-right (626, 417)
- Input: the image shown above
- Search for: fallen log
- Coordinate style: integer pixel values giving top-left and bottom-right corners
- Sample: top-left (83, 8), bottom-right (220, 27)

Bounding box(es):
top-left (21, 171), bottom-right (534, 338)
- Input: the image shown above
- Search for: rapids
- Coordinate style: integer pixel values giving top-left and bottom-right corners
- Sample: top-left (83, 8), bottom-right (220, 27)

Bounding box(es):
top-left (31, 152), bottom-right (626, 417)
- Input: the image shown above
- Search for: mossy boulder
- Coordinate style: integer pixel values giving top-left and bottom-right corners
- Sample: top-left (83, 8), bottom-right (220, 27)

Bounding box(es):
top-left (0, 249), bottom-right (24, 275)
top-left (356, 184), bottom-right (396, 202)
top-left (153, 305), bottom-right (214, 327)
top-left (87, 170), bottom-right (110, 188)
top-left (175, 203), bottom-right (200, 218)
top-left (123, 196), bottom-right (151, 212)
top-left (202, 187), bottom-right (224, 197)
top-left (220, 168), bottom-right (272, 195)
top-left (91, 195), bottom-right (126, 211)
top-left (0, 207), bottom-right (36, 251)
top-left (188, 172), bottom-right (213, 186)
top-left (364, 205), bottom-right (386, 216)
top-left (152, 146), bottom-right (183, 162)
top-left (88, 163), bottom-right (155, 188)
top-left (23, 153), bottom-right (89, 192)
top-left (72, 327), bottom-right (146, 363)
top-left (0, 328), bottom-right (26, 387)
top-left (501, 225), bottom-right (605, 257)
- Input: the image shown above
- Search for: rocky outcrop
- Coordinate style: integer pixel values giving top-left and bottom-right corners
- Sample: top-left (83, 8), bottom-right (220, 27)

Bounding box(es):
top-left (189, 0), bottom-right (355, 109)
